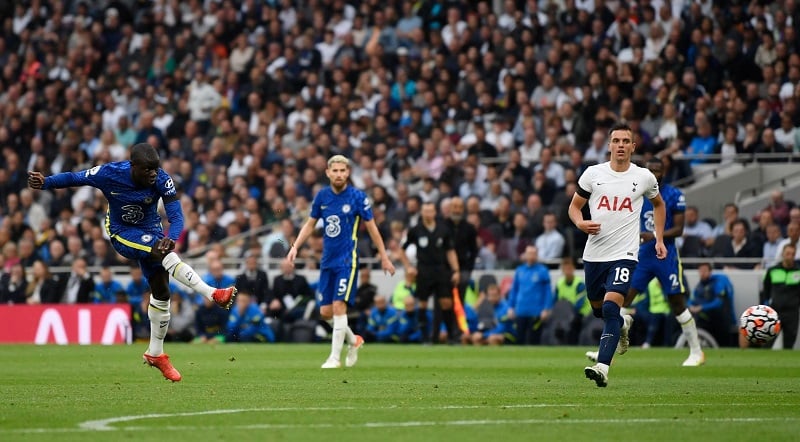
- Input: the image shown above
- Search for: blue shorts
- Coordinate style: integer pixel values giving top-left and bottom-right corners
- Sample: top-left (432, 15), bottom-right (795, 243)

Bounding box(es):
top-left (631, 245), bottom-right (687, 296)
top-left (109, 228), bottom-right (164, 279)
top-left (583, 260), bottom-right (638, 302)
top-left (317, 266), bottom-right (358, 307)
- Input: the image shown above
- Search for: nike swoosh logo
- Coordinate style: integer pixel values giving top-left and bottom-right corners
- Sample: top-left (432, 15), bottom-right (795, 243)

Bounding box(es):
top-left (600, 333), bottom-right (614, 340)
top-left (110, 191), bottom-right (122, 195)
top-left (596, 183), bottom-right (604, 186)
top-left (321, 205), bottom-right (328, 209)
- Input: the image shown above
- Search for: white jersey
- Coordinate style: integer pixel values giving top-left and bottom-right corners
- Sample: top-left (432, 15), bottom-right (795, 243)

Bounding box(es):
top-left (577, 162), bottom-right (659, 262)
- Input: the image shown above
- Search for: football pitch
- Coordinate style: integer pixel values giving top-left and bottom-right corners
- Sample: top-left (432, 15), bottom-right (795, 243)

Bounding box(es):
top-left (1, 344), bottom-right (798, 442)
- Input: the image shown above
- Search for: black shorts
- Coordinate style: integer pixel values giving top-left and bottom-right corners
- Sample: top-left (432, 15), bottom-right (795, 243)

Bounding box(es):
top-left (415, 271), bottom-right (453, 300)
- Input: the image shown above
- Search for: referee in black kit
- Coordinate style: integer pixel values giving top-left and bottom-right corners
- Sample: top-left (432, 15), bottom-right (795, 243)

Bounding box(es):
top-left (399, 201), bottom-right (461, 344)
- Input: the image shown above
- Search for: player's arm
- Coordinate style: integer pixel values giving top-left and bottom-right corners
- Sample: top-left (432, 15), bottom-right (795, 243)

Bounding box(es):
top-left (285, 216), bottom-right (318, 265)
top-left (160, 198), bottom-right (184, 249)
top-left (568, 190), bottom-right (600, 235)
top-left (364, 218), bottom-right (396, 276)
top-left (28, 166), bottom-right (103, 190)
top-left (649, 193), bottom-right (667, 259)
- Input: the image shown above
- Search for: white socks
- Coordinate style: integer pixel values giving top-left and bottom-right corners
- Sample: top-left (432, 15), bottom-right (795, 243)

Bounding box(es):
top-left (147, 298), bottom-right (170, 356)
top-left (677, 309), bottom-right (702, 355)
top-left (162, 252), bottom-right (215, 299)
top-left (329, 315), bottom-right (348, 361)
top-left (326, 317), bottom-right (355, 345)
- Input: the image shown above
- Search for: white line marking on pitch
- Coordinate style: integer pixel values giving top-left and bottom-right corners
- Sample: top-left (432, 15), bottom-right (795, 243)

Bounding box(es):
top-left (2, 404), bottom-right (798, 434)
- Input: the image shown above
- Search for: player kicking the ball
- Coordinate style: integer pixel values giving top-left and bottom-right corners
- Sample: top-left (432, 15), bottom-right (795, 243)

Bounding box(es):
top-left (29, 143), bottom-right (236, 382)
top-left (286, 155), bottom-right (395, 368)
top-left (568, 123), bottom-right (666, 387)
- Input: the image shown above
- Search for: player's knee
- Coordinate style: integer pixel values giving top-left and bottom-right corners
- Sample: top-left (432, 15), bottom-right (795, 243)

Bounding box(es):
top-left (592, 306), bottom-right (603, 318)
top-left (161, 252), bottom-right (181, 272)
top-left (602, 301), bottom-right (620, 320)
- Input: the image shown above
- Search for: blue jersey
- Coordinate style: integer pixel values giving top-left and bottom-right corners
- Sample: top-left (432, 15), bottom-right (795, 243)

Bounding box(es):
top-left (43, 161), bottom-right (183, 240)
top-left (640, 183), bottom-right (685, 257)
top-left (310, 185), bottom-right (374, 269)
top-left (632, 182), bottom-right (687, 295)
top-left (507, 262), bottom-right (554, 318)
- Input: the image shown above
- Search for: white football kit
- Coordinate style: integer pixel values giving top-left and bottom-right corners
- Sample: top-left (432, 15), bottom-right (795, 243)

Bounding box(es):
top-left (577, 162), bottom-right (659, 263)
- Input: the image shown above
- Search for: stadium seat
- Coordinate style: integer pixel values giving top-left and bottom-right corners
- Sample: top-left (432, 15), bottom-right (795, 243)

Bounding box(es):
top-left (540, 300), bottom-right (575, 346)
top-left (288, 320), bottom-right (317, 343)
top-left (578, 316), bottom-right (605, 346)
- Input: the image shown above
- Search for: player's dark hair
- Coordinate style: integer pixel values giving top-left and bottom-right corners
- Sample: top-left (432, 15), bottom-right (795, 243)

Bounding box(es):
top-left (608, 122), bottom-right (633, 136)
top-left (130, 143), bottom-right (159, 164)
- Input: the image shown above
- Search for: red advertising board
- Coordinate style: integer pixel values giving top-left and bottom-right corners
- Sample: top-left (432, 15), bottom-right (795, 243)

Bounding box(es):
top-left (0, 304), bottom-right (132, 344)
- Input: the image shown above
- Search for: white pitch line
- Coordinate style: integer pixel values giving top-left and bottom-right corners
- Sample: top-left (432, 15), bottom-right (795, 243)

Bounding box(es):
top-left (2, 404), bottom-right (798, 434)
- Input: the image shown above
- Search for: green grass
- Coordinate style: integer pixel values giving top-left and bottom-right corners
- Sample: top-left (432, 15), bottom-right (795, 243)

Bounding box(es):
top-left (1, 344), bottom-right (799, 442)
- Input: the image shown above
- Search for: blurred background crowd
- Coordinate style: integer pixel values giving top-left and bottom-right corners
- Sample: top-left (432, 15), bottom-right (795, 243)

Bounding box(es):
top-left (1, 0), bottom-right (799, 345)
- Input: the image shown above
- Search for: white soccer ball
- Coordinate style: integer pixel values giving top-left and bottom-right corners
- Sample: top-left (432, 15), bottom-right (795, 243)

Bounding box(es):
top-left (739, 305), bottom-right (781, 345)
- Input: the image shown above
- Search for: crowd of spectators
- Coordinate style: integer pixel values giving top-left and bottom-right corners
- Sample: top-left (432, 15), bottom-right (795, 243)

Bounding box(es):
top-left (2, 0), bottom-right (800, 327)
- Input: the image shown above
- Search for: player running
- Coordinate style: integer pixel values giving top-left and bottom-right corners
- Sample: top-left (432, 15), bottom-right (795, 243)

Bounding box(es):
top-left (569, 123), bottom-right (666, 387)
top-left (587, 157), bottom-right (704, 366)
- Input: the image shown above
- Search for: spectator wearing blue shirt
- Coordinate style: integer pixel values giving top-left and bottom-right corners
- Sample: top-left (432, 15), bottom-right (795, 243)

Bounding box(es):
top-left (94, 266), bottom-right (126, 303)
top-left (507, 246), bottom-right (554, 345)
top-left (226, 292), bottom-right (275, 343)
top-left (194, 296), bottom-right (229, 344)
top-left (690, 262), bottom-right (736, 347)
top-left (203, 259), bottom-right (236, 291)
top-left (686, 120), bottom-right (717, 164)
top-left (397, 296), bottom-right (431, 343)
top-left (467, 284), bottom-right (515, 346)
top-left (126, 266), bottom-right (150, 307)
top-left (364, 295), bottom-right (400, 343)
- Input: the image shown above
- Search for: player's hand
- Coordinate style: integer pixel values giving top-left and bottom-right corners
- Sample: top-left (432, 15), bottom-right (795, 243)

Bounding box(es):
top-left (507, 307), bottom-right (516, 320)
top-left (27, 171), bottom-right (45, 189)
top-left (578, 220), bottom-right (601, 235)
top-left (285, 246), bottom-right (297, 266)
top-left (381, 255), bottom-right (396, 276)
top-left (156, 238), bottom-right (175, 253)
top-left (655, 240), bottom-right (667, 259)
top-left (451, 271), bottom-right (460, 285)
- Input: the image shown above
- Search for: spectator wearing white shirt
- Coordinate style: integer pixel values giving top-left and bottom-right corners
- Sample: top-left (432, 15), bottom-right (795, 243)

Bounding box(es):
top-left (774, 222), bottom-right (800, 263)
top-left (101, 94), bottom-right (127, 132)
top-left (533, 148), bottom-right (566, 189)
top-left (680, 205), bottom-right (715, 253)
top-left (535, 213), bottom-right (566, 261)
top-left (518, 125), bottom-right (543, 168)
top-left (441, 7), bottom-right (467, 47)
top-left (583, 130), bottom-right (608, 165)
top-left (486, 117), bottom-right (515, 153)
top-left (458, 166), bottom-right (488, 201)
top-left (762, 223), bottom-right (786, 268)
top-left (774, 112), bottom-right (796, 150)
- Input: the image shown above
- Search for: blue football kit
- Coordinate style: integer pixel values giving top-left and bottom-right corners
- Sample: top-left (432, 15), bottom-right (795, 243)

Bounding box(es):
top-left (310, 185), bottom-right (374, 306)
top-left (43, 161), bottom-right (183, 278)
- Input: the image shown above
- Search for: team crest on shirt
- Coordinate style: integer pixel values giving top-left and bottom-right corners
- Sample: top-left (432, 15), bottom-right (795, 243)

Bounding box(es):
top-left (342, 204), bottom-right (351, 213)
top-left (141, 234), bottom-right (152, 243)
top-left (419, 236), bottom-right (429, 248)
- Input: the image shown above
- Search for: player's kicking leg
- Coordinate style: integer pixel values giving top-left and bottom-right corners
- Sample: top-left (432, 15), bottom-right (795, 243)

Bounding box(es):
top-left (161, 252), bottom-right (237, 309)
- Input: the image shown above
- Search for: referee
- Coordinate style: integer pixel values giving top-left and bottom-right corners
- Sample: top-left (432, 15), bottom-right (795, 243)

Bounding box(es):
top-left (400, 202), bottom-right (461, 344)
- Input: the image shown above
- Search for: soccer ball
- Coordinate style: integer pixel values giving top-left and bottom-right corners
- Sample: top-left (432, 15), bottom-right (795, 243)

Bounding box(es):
top-left (739, 305), bottom-right (781, 345)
